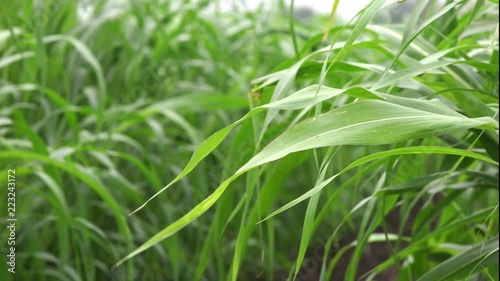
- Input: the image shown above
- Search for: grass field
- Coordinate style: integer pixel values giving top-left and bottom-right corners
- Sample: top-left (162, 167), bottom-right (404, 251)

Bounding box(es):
top-left (0, 0), bottom-right (499, 280)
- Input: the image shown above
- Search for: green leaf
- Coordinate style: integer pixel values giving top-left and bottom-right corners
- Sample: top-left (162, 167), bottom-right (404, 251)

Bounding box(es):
top-left (128, 85), bottom-right (374, 215)
top-left (238, 99), bottom-right (497, 173)
top-left (260, 146), bottom-right (497, 223)
top-left (0, 52), bottom-right (34, 69)
top-left (417, 236), bottom-right (499, 281)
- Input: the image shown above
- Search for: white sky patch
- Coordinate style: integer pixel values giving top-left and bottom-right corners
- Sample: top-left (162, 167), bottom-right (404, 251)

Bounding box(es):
top-left (217, 0), bottom-right (414, 22)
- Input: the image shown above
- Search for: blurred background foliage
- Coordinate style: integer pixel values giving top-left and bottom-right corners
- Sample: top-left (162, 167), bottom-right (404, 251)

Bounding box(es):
top-left (0, 0), bottom-right (498, 280)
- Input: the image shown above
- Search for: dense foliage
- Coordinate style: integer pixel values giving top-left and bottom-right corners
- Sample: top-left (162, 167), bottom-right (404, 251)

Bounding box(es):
top-left (0, 0), bottom-right (498, 280)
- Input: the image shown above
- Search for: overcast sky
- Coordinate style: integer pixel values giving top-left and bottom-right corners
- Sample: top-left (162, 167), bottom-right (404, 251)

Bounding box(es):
top-left (285, 0), bottom-right (373, 19)
top-left (218, 0), bottom-right (375, 20)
